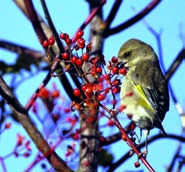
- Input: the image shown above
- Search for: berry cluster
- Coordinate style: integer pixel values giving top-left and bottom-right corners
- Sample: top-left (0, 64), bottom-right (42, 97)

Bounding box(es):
top-left (42, 36), bottom-right (55, 48)
top-left (42, 30), bottom-right (128, 118)
top-left (38, 31), bottom-right (129, 155)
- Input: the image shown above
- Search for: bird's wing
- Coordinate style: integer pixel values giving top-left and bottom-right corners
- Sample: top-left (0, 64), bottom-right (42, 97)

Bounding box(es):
top-left (134, 82), bottom-right (169, 135)
top-left (134, 81), bottom-right (169, 120)
top-left (133, 61), bottom-right (169, 121)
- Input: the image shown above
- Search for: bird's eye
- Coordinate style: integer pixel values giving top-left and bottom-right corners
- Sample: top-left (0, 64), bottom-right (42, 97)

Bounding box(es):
top-left (123, 51), bottom-right (131, 58)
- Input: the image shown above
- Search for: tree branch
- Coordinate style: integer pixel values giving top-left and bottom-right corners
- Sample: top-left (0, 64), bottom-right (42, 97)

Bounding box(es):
top-left (104, 0), bottom-right (161, 38)
top-left (0, 40), bottom-right (48, 63)
top-left (107, 133), bottom-right (185, 172)
top-left (103, 0), bottom-right (123, 31)
top-left (165, 49), bottom-right (185, 82)
top-left (0, 76), bottom-right (73, 172)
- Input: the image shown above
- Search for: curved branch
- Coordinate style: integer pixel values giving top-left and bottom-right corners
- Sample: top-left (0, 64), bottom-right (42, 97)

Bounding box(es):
top-left (104, 0), bottom-right (161, 38)
top-left (165, 49), bottom-right (185, 82)
top-left (24, 0), bottom-right (48, 45)
top-left (107, 133), bottom-right (185, 172)
top-left (0, 76), bottom-right (74, 172)
top-left (99, 122), bottom-right (135, 147)
top-left (0, 40), bottom-right (48, 62)
top-left (103, 0), bottom-right (123, 31)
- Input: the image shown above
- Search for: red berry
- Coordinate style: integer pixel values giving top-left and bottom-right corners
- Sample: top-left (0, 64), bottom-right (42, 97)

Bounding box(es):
top-left (125, 91), bottom-right (133, 97)
top-left (73, 88), bottom-right (81, 97)
top-left (91, 58), bottom-right (98, 65)
top-left (42, 40), bottom-right (48, 47)
top-left (99, 136), bottom-right (106, 142)
top-left (112, 67), bottom-right (118, 74)
top-left (112, 86), bottom-right (120, 94)
top-left (79, 44), bottom-right (85, 49)
top-left (96, 67), bottom-right (102, 73)
top-left (48, 37), bottom-right (55, 45)
top-left (5, 122), bottom-right (11, 129)
top-left (134, 161), bottom-right (140, 168)
top-left (104, 88), bottom-right (109, 94)
top-left (81, 84), bottom-right (87, 92)
top-left (62, 52), bottom-right (69, 60)
top-left (122, 135), bottom-right (127, 141)
top-left (112, 79), bottom-right (121, 86)
top-left (119, 105), bottom-right (127, 111)
top-left (64, 108), bottom-right (71, 113)
top-left (60, 33), bottom-right (67, 40)
top-left (130, 123), bottom-right (136, 130)
top-left (85, 87), bottom-right (93, 98)
top-left (65, 33), bottom-right (69, 39)
top-left (72, 133), bottom-right (79, 140)
top-left (76, 58), bottom-right (83, 66)
top-left (17, 134), bottom-right (24, 146)
top-left (82, 53), bottom-right (89, 61)
top-left (76, 30), bottom-right (84, 38)
top-left (51, 90), bottom-right (60, 98)
top-left (97, 93), bottom-right (105, 101)
top-left (107, 119), bottom-right (115, 126)
top-left (85, 87), bottom-right (92, 95)
top-left (71, 56), bottom-right (77, 63)
top-left (65, 38), bottom-right (72, 45)
top-left (39, 88), bottom-right (50, 98)
top-left (23, 152), bottom-right (30, 157)
top-left (111, 56), bottom-right (118, 63)
top-left (77, 38), bottom-right (85, 48)
top-left (77, 38), bottom-right (85, 46)
top-left (104, 74), bottom-right (110, 80)
top-left (119, 68), bottom-right (127, 75)
top-left (74, 103), bottom-right (81, 110)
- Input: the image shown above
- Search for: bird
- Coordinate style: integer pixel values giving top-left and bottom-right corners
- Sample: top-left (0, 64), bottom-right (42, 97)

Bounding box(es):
top-left (118, 38), bottom-right (169, 150)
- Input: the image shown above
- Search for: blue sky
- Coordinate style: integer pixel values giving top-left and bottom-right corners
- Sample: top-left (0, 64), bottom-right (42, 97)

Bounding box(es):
top-left (0, 1), bottom-right (185, 171)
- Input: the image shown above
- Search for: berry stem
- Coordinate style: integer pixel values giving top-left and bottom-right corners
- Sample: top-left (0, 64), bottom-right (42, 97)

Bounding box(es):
top-left (72, 0), bottom-right (106, 42)
top-left (113, 117), bottom-right (155, 172)
top-left (99, 103), bottom-right (155, 172)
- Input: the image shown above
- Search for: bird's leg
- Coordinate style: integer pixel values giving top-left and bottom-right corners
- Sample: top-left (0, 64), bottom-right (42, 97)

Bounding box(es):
top-left (143, 129), bottom-right (150, 156)
top-left (138, 128), bottom-right (142, 144)
top-left (138, 129), bottom-right (149, 159)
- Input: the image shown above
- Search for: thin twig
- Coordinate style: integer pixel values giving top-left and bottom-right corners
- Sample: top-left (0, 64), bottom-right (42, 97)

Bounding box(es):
top-left (0, 76), bottom-right (74, 172)
top-left (108, 133), bottom-right (185, 172)
top-left (40, 0), bottom-right (65, 54)
top-left (104, 0), bottom-right (161, 38)
top-left (103, 0), bottom-right (123, 31)
top-left (99, 103), bottom-right (155, 172)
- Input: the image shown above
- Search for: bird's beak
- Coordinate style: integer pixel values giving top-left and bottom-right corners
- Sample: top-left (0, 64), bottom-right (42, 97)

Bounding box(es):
top-left (117, 61), bottom-right (128, 69)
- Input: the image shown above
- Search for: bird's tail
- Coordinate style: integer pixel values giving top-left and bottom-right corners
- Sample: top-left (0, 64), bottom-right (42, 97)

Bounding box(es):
top-left (160, 124), bottom-right (168, 136)
top-left (156, 121), bottom-right (168, 137)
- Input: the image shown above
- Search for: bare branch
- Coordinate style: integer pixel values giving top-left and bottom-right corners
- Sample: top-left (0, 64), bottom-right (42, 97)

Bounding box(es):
top-left (40, 0), bottom-right (65, 53)
top-left (165, 49), bottom-right (185, 81)
top-left (104, 0), bottom-right (161, 38)
top-left (0, 76), bottom-right (74, 172)
top-left (103, 0), bottom-right (123, 31)
top-left (107, 133), bottom-right (185, 172)
top-left (0, 40), bottom-right (48, 63)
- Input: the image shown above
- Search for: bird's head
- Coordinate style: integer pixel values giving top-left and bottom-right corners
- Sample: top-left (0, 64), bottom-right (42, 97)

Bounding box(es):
top-left (118, 38), bottom-right (156, 68)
